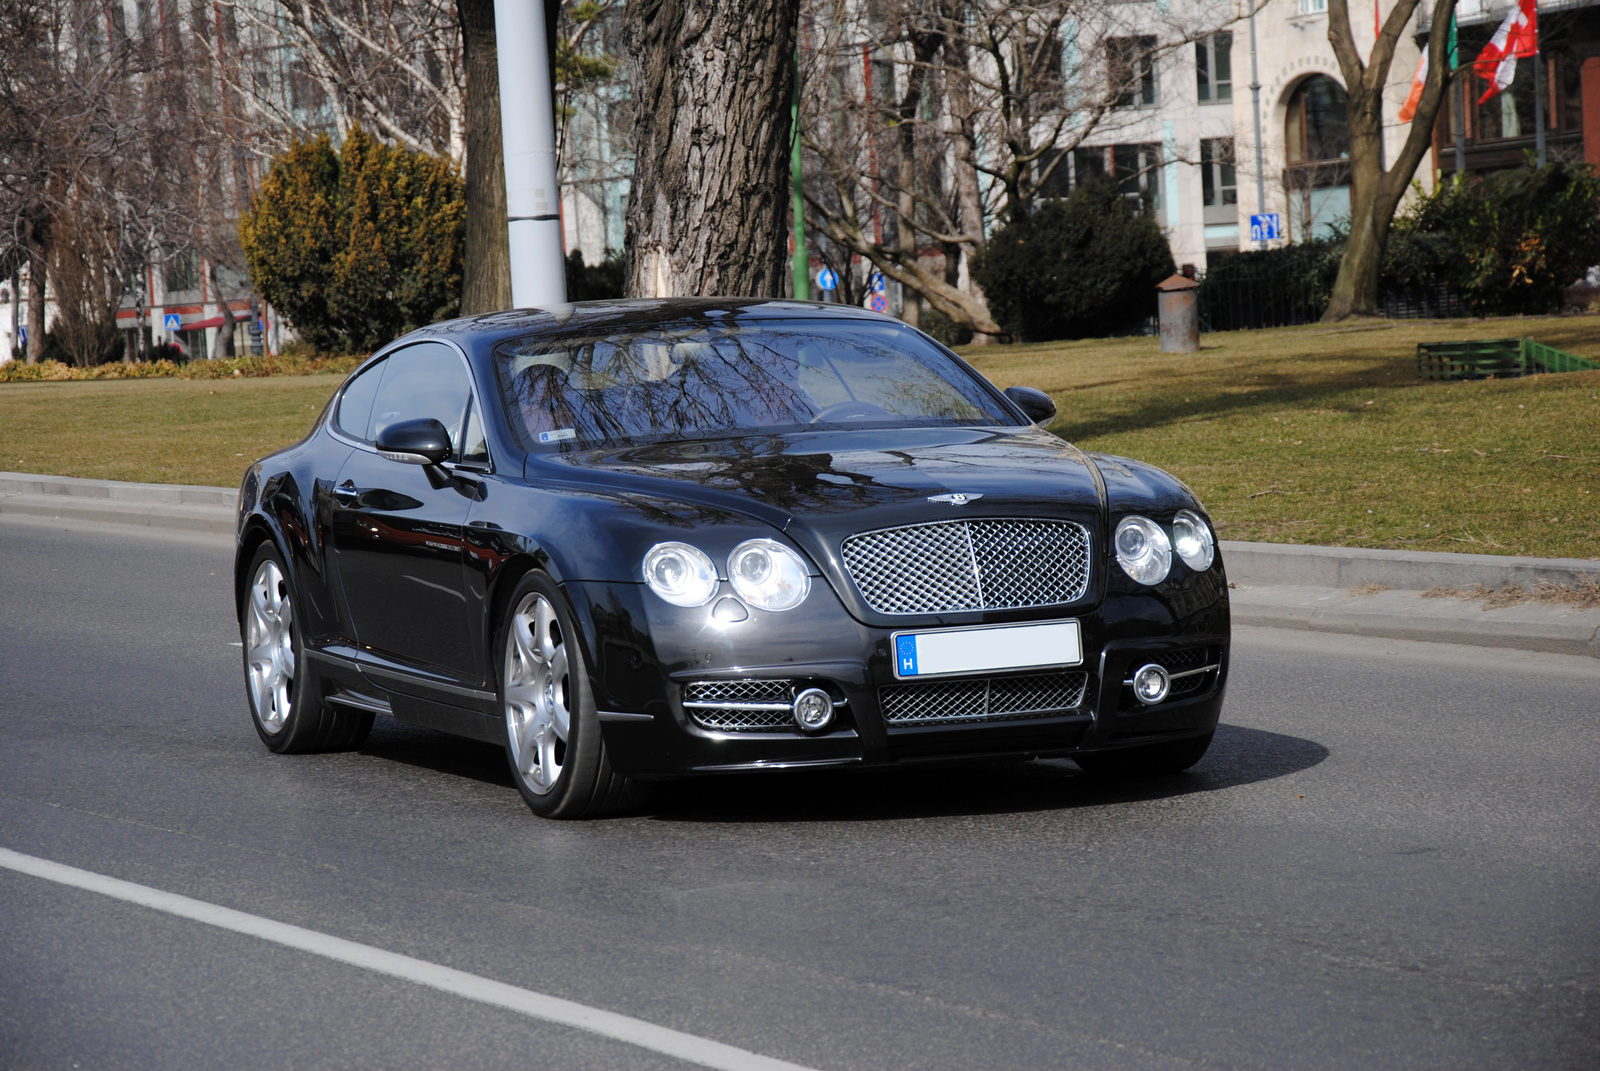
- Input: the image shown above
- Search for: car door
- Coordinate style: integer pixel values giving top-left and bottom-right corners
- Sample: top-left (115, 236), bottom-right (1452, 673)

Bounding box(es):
top-left (330, 341), bottom-right (482, 686)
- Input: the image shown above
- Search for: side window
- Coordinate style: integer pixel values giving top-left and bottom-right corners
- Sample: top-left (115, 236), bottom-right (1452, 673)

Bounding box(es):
top-left (460, 397), bottom-right (490, 465)
top-left (336, 360), bottom-right (384, 441)
top-left (366, 342), bottom-right (473, 454)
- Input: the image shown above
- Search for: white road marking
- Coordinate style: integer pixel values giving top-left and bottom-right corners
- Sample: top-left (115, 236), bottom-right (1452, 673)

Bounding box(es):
top-left (0, 848), bottom-right (819, 1071)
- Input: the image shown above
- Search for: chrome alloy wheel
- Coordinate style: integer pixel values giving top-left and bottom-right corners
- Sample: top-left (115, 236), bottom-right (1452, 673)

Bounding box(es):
top-left (504, 593), bottom-right (571, 794)
top-left (245, 559), bottom-right (296, 734)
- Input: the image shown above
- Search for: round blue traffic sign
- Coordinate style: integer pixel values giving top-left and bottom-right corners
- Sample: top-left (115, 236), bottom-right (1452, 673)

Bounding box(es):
top-left (817, 268), bottom-right (837, 291)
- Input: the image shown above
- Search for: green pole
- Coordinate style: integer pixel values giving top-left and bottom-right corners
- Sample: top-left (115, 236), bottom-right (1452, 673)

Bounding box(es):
top-left (791, 47), bottom-right (810, 300)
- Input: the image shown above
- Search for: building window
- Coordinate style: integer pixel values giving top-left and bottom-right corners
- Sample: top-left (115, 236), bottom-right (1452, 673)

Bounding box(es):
top-left (1196, 33), bottom-right (1232, 103)
top-left (1284, 75), bottom-right (1351, 241)
top-left (165, 250), bottom-right (200, 294)
top-left (1298, 0), bottom-right (1328, 13)
top-left (1038, 144), bottom-right (1160, 217)
top-left (1112, 143), bottom-right (1162, 213)
top-left (1108, 36), bottom-right (1157, 108)
top-left (1201, 138), bottom-right (1237, 206)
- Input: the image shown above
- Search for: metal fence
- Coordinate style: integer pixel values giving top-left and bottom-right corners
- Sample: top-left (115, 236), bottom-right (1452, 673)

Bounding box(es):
top-left (1197, 263), bottom-right (1469, 331)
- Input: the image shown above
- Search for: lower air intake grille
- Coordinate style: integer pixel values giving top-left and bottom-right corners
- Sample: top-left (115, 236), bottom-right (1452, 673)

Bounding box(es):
top-left (683, 679), bottom-right (794, 732)
top-left (879, 672), bottom-right (1088, 727)
top-left (1156, 647), bottom-right (1213, 698)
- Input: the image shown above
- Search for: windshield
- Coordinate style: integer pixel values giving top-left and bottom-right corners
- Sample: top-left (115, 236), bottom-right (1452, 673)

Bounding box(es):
top-left (493, 318), bottom-right (1020, 449)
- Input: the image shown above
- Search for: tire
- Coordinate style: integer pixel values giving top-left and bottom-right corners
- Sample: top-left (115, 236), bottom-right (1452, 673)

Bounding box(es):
top-left (241, 542), bottom-right (373, 753)
top-left (498, 571), bottom-right (642, 818)
top-left (1074, 731), bottom-right (1215, 776)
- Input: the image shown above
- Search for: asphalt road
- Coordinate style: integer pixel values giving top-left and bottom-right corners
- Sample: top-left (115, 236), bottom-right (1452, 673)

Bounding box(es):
top-left (1, 515), bottom-right (1596, 1071)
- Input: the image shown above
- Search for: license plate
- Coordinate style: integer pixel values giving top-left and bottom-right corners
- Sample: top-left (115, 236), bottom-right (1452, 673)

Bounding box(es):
top-left (890, 620), bottom-right (1082, 680)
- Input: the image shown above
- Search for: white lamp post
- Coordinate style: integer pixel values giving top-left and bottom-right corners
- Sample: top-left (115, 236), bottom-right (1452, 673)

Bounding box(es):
top-left (494, 0), bottom-right (567, 307)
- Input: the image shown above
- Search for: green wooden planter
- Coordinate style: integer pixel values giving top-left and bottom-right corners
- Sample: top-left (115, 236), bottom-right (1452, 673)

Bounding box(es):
top-left (1416, 338), bottom-right (1600, 380)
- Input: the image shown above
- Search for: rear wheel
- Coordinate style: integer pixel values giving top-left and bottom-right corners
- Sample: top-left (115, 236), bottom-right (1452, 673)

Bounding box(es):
top-left (1074, 731), bottom-right (1214, 776)
top-left (241, 543), bottom-right (373, 753)
top-left (499, 571), bottom-right (641, 818)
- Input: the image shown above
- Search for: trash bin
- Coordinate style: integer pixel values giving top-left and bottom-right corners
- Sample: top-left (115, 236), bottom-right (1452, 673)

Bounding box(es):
top-left (1157, 269), bottom-right (1200, 354)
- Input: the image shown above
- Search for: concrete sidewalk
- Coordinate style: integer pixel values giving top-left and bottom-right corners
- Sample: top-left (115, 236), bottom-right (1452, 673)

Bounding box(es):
top-left (3, 470), bottom-right (1595, 656)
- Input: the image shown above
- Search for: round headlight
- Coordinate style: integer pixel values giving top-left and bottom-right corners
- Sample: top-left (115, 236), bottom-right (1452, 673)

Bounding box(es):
top-left (1114, 515), bottom-right (1172, 586)
top-left (642, 542), bottom-right (719, 607)
top-left (727, 539), bottom-right (811, 611)
top-left (1172, 509), bottom-right (1215, 572)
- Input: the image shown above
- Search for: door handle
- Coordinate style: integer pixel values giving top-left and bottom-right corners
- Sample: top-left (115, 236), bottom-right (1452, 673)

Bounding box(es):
top-left (334, 480), bottom-right (359, 505)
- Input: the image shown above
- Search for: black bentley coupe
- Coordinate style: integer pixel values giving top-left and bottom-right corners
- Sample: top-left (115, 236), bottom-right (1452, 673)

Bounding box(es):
top-left (236, 299), bottom-right (1229, 817)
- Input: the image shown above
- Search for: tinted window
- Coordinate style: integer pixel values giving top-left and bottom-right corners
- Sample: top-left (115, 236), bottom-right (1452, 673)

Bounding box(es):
top-left (336, 361), bottom-right (383, 441)
top-left (493, 319), bottom-right (1018, 449)
top-left (365, 343), bottom-right (473, 450)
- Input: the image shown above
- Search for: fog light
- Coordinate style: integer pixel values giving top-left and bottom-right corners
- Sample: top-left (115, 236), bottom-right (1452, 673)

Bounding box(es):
top-left (792, 687), bottom-right (834, 731)
top-left (1132, 663), bottom-right (1171, 706)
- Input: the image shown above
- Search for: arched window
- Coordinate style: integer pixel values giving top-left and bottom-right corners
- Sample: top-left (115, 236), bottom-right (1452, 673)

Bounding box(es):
top-left (1283, 75), bottom-right (1351, 240)
top-left (1286, 75), bottom-right (1349, 164)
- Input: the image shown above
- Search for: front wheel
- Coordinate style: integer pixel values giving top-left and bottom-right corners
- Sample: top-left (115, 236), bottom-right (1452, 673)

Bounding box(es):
top-left (1073, 731), bottom-right (1214, 777)
top-left (241, 542), bottom-right (372, 753)
top-left (499, 572), bottom-right (641, 818)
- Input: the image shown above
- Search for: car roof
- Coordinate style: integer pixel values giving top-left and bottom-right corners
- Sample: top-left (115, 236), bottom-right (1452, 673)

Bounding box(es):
top-left (414, 298), bottom-right (903, 349)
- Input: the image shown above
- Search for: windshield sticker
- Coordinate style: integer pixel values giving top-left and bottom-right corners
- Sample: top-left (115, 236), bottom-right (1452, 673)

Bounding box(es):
top-left (538, 428), bottom-right (577, 444)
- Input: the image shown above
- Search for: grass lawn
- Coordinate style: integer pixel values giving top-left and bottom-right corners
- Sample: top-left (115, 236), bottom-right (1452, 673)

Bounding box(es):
top-left (1, 314), bottom-right (1596, 559)
top-left (0, 375), bottom-right (342, 488)
top-left (960, 314), bottom-right (1600, 560)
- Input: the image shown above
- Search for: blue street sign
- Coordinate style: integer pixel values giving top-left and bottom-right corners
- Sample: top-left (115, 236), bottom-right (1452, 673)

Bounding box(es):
top-left (817, 267), bottom-right (838, 291)
top-left (869, 271), bottom-right (886, 293)
top-left (163, 313), bottom-right (181, 331)
top-left (1249, 213), bottom-right (1282, 243)
top-left (17, 326), bottom-right (24, 346)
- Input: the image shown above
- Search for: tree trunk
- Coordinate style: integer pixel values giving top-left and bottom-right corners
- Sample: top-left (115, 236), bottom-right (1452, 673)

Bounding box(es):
top-left (1322, 0), bottom-right (1457, 321)
top-left (624, 0), bottom-right (798, 297)
top-left (25, 240), bottom-right (46, 365)
top-left (209, 263), bottom-right (237, 360)
top-left (458, 0), bottom-right (512, 314)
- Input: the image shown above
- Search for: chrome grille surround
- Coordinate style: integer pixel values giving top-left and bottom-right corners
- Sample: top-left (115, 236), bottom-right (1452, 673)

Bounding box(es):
top-left (842, 519), bottom-right (1091, 614)
top-left (879, 671), bottom-right (1089, 727)
top-left (683, 679), bottom-right (795, 732)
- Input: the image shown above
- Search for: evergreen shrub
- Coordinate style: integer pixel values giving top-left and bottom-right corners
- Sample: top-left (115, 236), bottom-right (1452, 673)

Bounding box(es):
top-left (239, 129), bottom-right (465, 352)
top-left (1393, 161), bottom-right (1600, 315)
top-left (564, 249), bottom-right (626, 301)
top-left (971, 177), bottom-right (1176, 341)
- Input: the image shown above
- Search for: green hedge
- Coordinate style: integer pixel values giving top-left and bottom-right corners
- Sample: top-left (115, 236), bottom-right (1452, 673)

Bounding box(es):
top-left (972, 178), bottom-right (1175, 342)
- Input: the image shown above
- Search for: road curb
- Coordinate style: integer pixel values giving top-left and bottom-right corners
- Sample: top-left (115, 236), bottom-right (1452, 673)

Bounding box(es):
top-left (0, 471), bottom-right (234, 536)
top-left (1219, 540), bottom-right (1599, 591)
top-left (2, 471), bottom-right (1594, 656)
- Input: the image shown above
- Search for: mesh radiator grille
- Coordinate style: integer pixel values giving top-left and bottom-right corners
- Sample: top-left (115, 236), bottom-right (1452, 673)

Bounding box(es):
top-left (879, 671), bottom-right (1089, 727)
top-left (842, 519), bottom-right (1090, 614)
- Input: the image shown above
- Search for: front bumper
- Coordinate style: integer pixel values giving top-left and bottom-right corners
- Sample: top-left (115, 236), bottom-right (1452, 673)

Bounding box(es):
top-left (567, 571), bottom-right (1229, 778)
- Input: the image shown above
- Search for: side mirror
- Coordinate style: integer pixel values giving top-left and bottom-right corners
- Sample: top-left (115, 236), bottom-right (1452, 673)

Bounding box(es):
top-left (1004, 386), bottom-right (1057, 427)
top-left (376, 418), bottom-right (453, 465)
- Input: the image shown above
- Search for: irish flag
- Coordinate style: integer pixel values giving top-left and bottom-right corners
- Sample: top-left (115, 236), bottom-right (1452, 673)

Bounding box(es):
top-left (1474, 0), bottom-right (1539, 106)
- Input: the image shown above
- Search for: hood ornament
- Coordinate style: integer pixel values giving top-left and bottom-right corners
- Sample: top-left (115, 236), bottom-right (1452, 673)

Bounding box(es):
top-left (927, 493), bottom-right (982, 506)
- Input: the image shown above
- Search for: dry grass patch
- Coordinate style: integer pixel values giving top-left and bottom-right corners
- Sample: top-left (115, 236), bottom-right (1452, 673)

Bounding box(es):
top-left (0, 375), bottom-right (342, 487)
top-left (1421, 576), bottom-right (1600, 610)
top-left (958, 313), bottom-right (1600, 560)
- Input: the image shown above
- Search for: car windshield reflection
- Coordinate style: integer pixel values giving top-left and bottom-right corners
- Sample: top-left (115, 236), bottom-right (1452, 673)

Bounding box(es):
top-left (493, 318), bottom-right (1020, 449)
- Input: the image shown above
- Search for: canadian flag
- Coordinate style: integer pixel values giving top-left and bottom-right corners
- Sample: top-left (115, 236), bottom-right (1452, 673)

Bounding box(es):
top-left (1475, 0), bottom-right (1539, 106)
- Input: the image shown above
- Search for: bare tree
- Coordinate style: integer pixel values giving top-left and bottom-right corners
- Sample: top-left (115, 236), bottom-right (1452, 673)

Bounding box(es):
top-left (624, 0), bottom-right (799, 297)
top-left (1321, 0), bottom-right (1456, 321)
top-left (799, 0), bottom-right (1235, 337)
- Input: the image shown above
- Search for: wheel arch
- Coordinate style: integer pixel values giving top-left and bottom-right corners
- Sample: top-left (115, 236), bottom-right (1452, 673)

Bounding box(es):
top-left (235, 515), bottom-right (285, 622)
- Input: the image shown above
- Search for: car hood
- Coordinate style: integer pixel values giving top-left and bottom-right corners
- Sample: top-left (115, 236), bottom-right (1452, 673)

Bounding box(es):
top-left (529, 427), bottom-right (1110, 616)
